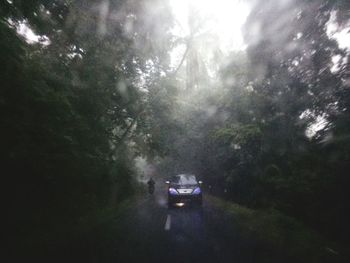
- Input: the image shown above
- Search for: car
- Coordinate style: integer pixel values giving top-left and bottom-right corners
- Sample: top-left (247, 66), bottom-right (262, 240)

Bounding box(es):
top-left (166, 174), bottom-right (203, 207)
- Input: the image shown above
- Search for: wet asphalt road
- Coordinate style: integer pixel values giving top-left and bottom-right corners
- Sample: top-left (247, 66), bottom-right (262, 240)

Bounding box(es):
top-left (113, 189), bottom-right (267, 263)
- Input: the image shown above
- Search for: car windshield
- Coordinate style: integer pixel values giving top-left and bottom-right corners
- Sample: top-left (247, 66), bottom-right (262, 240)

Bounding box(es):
top-left (171, 174), bottom-right (197, 185)
top-left (4, 0), bottom-right (349, 262)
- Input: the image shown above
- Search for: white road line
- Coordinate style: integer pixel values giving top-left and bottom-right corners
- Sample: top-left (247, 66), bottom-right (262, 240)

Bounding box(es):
top-left (164, 214), bottom-right (171, 231)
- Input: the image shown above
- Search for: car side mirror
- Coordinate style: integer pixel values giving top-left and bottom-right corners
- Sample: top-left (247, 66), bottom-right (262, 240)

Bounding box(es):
top-left (198, 180), bottom-right (203, 184)
top-left (165, 180), bottom-right (170, 184)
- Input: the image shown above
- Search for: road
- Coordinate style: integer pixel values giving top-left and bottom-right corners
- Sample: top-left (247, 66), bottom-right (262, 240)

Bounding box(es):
top-left (9, 185), bottom-right (346, 263)
top-left (112, 188), bottom-right (288, 263)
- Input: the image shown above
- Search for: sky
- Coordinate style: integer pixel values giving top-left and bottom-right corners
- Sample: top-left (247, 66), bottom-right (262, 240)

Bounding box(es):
top-left (169, 0), bottom-right (251, 68)
top-left (327, 10), bottom-right (350, 50)
top-left (169, 0), bottom-right (250, 51)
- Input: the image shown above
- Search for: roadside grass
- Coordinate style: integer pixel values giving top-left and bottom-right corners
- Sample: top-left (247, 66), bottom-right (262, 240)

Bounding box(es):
top-left (207, 195), bottom-right (348, 263)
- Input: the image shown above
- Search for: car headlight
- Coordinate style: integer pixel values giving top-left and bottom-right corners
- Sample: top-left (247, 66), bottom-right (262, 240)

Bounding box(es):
top-left (168, 188), bottom-right (178, 195)
top-left (192, 187), bottom-right (201, 195)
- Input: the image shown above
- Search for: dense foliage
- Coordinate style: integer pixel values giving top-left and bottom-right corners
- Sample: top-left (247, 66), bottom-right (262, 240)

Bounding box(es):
top-left (2, 0), bottom-right (349, 259)
top-left (151, 0), bottom-right (350, 244)
top-left (1, 0), bottom-right (173, 259)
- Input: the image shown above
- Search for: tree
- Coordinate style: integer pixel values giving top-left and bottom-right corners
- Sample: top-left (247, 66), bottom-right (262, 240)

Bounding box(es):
top-left (1, 1), bottom-right (175, 259)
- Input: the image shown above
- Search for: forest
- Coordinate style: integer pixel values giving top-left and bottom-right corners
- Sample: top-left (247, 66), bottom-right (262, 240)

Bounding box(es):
top-left (1, 0), bottom-right (350, 262)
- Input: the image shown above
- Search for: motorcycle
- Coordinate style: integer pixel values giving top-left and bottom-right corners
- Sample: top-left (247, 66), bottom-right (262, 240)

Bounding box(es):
top-left (148, 184), bottom-right (155, 194)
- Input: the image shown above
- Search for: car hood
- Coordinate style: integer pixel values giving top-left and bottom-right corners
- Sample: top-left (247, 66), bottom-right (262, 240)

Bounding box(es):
top-left (170, 184), bottom-right (199, 189)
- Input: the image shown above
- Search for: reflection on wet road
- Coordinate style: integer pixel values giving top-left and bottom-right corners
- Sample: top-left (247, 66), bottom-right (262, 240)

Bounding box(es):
top-left (114, 189), bottom-right (261, 263)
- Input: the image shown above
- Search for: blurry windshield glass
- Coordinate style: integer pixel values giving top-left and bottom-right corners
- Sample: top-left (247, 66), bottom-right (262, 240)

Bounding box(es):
top-left (172, 174), bottom-right (197, 185)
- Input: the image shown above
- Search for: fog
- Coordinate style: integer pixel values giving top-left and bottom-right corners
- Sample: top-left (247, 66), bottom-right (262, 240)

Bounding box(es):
top-left (2, 0), bottom-right (350, 260)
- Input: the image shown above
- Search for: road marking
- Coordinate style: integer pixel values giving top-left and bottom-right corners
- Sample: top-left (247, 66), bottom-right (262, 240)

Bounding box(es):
top-left (164, 214), bottom-right (171, 231)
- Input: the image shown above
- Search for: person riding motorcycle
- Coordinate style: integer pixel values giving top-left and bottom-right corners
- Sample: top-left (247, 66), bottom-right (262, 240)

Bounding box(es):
top-left (147, 177), bottom-right (155, 194)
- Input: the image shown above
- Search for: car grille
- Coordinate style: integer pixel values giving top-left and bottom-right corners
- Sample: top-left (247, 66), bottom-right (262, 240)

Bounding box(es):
top-left (177, 189), bottom-right (193, 194)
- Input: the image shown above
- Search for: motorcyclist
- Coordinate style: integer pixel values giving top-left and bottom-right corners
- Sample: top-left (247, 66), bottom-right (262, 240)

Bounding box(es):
top-left (147, 177), bottom-right (155, 194)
